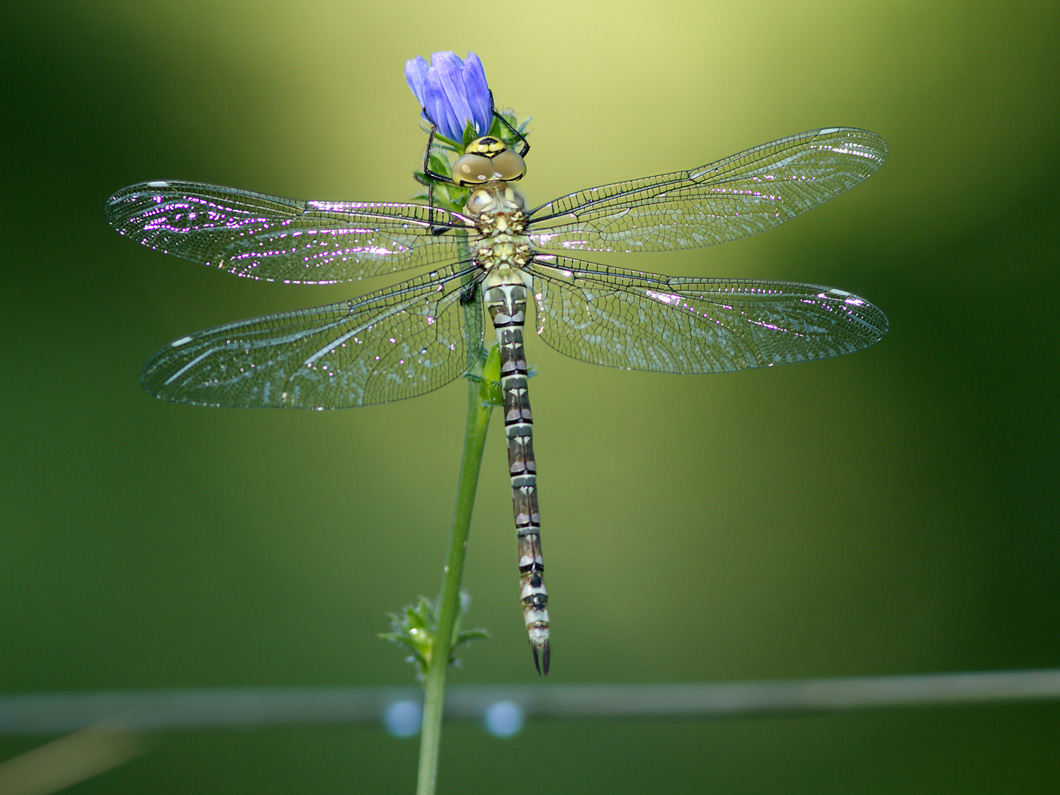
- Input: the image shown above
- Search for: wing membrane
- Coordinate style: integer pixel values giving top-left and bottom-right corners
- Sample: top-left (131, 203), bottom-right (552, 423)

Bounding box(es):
top-left (141, 265), bottom-right (483, 408)
top-left (529, 128), bottom-right (886, 253)
top-left (106, 181), bottom-right (474, 284)
top-left (528, 256), bottom-right (887, 373)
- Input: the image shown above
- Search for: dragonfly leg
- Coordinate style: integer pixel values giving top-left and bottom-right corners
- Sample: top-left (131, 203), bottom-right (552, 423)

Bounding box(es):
top-left (487, 90), bottom-right (530, 159)
top-left (418, 115), bottom-right (446, 231)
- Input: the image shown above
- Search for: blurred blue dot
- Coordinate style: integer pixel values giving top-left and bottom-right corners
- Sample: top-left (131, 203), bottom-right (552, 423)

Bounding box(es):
top-left (483, 700), bottom-right (524, 738)
top-left (383, 700), bottom-right (422, 737)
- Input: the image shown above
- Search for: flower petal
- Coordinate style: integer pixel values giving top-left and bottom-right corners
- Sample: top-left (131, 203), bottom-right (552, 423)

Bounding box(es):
top-left (464, 53), bottom-right (493, 135)
top-left (404, 56), bottom-right (430, 106)
top-left (405, 51), bottom-right (494, 142)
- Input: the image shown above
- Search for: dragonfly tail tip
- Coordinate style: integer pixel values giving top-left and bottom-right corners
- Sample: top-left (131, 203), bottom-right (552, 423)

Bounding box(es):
top-left (531, 640), bottom-right (550, 676)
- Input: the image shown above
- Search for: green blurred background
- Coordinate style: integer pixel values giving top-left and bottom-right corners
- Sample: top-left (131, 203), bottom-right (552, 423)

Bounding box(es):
top-left (4, 0), bottom-right (1059, 791)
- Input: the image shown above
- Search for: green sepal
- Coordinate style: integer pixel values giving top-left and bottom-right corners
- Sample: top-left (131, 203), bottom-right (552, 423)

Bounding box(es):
top-left (434, 183), bottom-right (471, 214)
top-left (412, 173), bottom-right (470, 214)
top-left (429, 129), bottom-right (463, 153)
top-left (461, 119), bottom-right (479, 150)
top-left (427, 152), bottom-right (451, 178)
top-left (380, 594), bottom-right (489, 682)
top-left (489, 109), bottom-right (531, 150)
top-left (463, 344), bottom-right (504, 407)
top-left (478, 344), bottom-right (504, 407)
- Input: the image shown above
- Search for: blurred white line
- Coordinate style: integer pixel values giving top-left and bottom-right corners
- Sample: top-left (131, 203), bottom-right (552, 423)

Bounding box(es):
top-left (2, 669), bottom-right (1059, 735)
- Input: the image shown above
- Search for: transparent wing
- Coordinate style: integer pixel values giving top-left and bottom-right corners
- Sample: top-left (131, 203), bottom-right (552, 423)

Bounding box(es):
top-left (141, 265), bottom-right (483, 408)
top-left (528, 128), bottom-right (886, 253)
top-left (528, 256), bottom-right (887, 373)
top-left (106, 181), bottom-right (474, 284)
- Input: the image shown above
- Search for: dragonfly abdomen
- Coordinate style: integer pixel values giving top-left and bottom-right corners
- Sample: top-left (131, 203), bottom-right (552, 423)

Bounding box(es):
top-left (484, 276), bottom-right (550, 675)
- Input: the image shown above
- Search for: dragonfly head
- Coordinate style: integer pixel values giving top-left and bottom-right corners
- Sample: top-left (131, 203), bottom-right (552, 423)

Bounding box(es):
top-left (452, 136), bottom-right (526, 186)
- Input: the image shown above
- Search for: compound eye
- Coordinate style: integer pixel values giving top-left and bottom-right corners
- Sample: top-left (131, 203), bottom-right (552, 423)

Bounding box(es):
top-left (490, 149), bottom-right (526, 181)
top-left (452, 153), bottom-right (493, 185)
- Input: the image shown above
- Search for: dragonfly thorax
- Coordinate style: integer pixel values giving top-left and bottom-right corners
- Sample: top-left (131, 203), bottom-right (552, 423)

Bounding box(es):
top-left (464, 184), bottom-right (532, 273)
top-left (465, 182), bottom-right (529, 225)
top-left (476, 238), bottom-right (533, 273)
top-left (452, 136), bottom-right (527, 186)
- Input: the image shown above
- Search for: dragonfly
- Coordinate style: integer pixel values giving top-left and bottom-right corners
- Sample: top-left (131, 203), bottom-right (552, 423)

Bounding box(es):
top-left (105, 125), bottom-right (888, 674)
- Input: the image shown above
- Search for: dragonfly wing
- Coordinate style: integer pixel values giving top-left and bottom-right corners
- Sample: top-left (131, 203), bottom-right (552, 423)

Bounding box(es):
top-left (529, 128), bottom-right (886, 253)
top-left (106, 181), bottom-right (474, 284)
top-left (529, 256), bottom-right (887, 373)
top-left (142, 265), bottom-right (482, 408)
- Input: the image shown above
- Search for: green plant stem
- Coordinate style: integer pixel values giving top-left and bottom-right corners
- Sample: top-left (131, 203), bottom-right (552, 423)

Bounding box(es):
top-left (416, 367), bottom-right (493, 795)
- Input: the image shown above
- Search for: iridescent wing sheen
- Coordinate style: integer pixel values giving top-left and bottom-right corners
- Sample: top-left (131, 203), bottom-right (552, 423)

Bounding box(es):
top-left (141, 265), bottom-right (483, 408)
top-left (528, 255), bottom-right (888, 373)
top-left (528, 128), bottom-right (886, 254)
top-left (105, 181), bottom-right (474, 284)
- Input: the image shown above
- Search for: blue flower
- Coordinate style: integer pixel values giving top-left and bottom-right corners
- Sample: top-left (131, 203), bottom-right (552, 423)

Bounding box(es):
top-left (405, 52), bottom-right (493, 143)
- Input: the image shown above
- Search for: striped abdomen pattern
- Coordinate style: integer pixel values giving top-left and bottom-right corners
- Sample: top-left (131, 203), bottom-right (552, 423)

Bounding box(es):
top-left (484, 276), bottom-right (550, 675)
